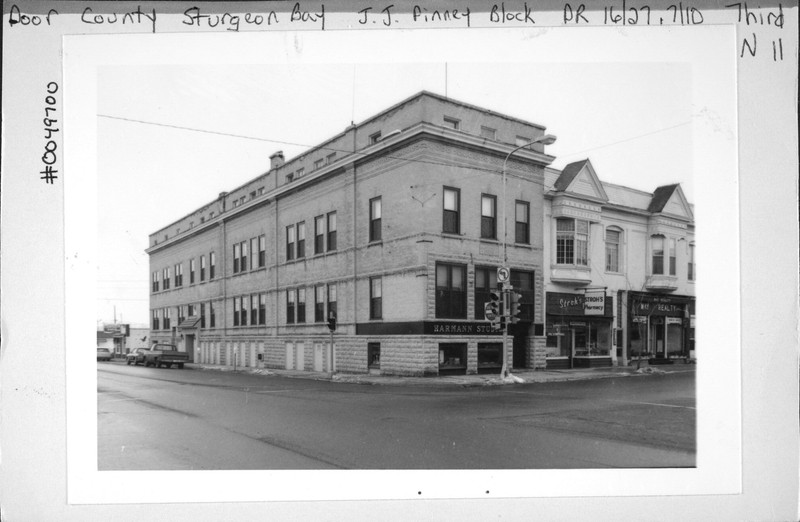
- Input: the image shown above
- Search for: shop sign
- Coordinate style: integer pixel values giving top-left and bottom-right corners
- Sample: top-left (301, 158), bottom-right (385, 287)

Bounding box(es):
top-left (547, 292), bottom-right (612, 317)
top-left (633, 315), bottom-right (648, 323)
top-left (666, 317), bottom-right (683, 325)
top-left (584, 294), bottom-right (605, 315)
top-left (424, 321), bottom-right (502, 336)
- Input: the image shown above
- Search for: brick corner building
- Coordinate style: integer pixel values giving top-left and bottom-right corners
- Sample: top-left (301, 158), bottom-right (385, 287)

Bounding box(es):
top-left (146, 91), bottom-right (556, 376)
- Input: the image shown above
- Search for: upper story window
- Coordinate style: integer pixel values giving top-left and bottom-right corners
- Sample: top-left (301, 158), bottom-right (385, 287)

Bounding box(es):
top-left (443, 117), bottom-right (460, 130)
top-left (152, 309), bottom-right (159, 330)
top-left (515, 201), bottom-right (530, 244)
top-left (209, 252), bottom-right (216, 279)
top-left (605, 228), bottom-right (621, 273)
top-left (286, 225), bottom-right (296, 261)
top-left (175, 263), bottom-right (183, 288)
top-left (327, 283), bottom-right (337, 321)
top-left (369, 197), bottom-right (382, 242)
top-left (474, 266), bottom-right (498, 320)
top-left (200, 303), bottom-right (206, 328)
top-left (435, 262), bottom-right (466, 319)
top-left (189, 259), bottom-right (196, 284)
top-left (327, 211), bottom-right (337, 251)
top-left (326, 152), bottom-right (336, 165)
top-left (556, 218), bottom-right (589, 266)
top-left (250, 238), bottom-right (258, 271)
top-left (480, 126), bottom-right (497, 140)
top-left (152, 272), bottom-right (159, 293)
top-left (669, 238), bottom-right (677, 276)
top-left (258, 235), bottom-right (266, 268)
top-left (200, 255), bottom-right (206, 281)
top-left (163, 267), bottom-right (171, 290)
top-left (297, 288), bottom-right (306, 323)
top-left (314, 159), bottom-right (324, 171)
top-left (297, 222), bottom-right (306, 258)
top-left (651, 235), bottom-right (665, 275)
top-left (258, 294), bottom-right (266, 325)
top-left (370, 132), bottom-right (382, 144)
top-left (209, 302), bottom-right (216, 328)
top-left (315, 285), bottom-right (325, 322)
top-left (257, 187), bottom-right (264, 196)
top-left (688, 243), bottom-right (696, 281)
top-left (370, 277), bottom-right (382, 320)
top-left (286, 289), bottom-right (296, 324)
top-left (233, 243), bottom-right (241, 273)
top-left (314, 216), bottom-right (325, 255)
top-left (296, 168), bottom-right (304, 179)
top-left (443, 187), bottom-right (460, 234)
top-left (481, 194), bottom-right (497, 239)
top-left (250, 295), bottom-right (258, 326)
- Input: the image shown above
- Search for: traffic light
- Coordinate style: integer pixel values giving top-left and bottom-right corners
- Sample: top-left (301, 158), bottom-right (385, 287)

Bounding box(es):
top-left (327, 310), bottom-right (337, 331)
top-left (509, 291), bottom-right (523, 324)
top-left (486, 291), bottom-right (502, 330)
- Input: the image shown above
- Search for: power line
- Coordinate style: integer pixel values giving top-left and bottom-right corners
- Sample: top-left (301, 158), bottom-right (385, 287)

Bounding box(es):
top-left (557, 121), bottom-right (692, 159)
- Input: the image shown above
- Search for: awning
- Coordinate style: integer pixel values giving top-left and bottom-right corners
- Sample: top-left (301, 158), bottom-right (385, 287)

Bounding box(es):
top-left (178, 316), bottom-right (201, 329)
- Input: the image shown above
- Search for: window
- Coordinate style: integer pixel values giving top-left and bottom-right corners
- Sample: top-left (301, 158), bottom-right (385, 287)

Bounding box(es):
top-left (556, 218), bottom-right (589, 266)
top-left (286, 225), bottom-right (296, 261)
top-left (286, 172), bottom-right (294, 183)
top-left (187, 304), bottom-right (194, 317)
top-left (480, 126), bottom-right (497, 140)
top-left (258, 235), bottom-right (266, 267)
top-left (370, 197), bottom-right (382, 242)
top-left (515, 201), bottom-right (530, 244)
top-left (209, 302), bottom-right (216, 328)
top-left (443, 187), bottom-right (460, 234)
top-left (326, 152), bottom-right (336, 165)
top-left (370, 277), bottom-right (382, 320)
top-left (605, 228), bottom-right (621, 272)
top-left (258, 187), bottom-right (264, 196)
top-left (233, 243), bottom-right (241, 273)
top-left (240, 296), bottom-right (248, 326)
top-left (297, 222), bottom-right (306, 258)
top-left (481, 194), bottom-right (497, 239)
top-left (163, 308), bottom-right (171, 330)
top-left (327, 283), bottom-right (337, 322)
top-left (295, 168), bottom-right (304, 179)
top-left (443, 116), bottom-right (460, 130)
top-left (177, 305), bottom-right (185, 325)
top-left (250, 295), bottom-right (258, 325)
top-left (327, 212), bottom-right (337, 251)
top-left (688, 243), bottom-right (695, 281)
top-left (436, 263), bottom-right (466, 318)
top-left (152, 309), bottom-right (159, 330)
top-left (233, 199), bottom-right (240, 208)
top-left (152, 272), bottom-right (159, 292)
top-left (314, 216), bottom-right (325, 254)
top-left (259, 294), bottom-right (266, 325)
top-left (250, 237), bottom-right (258, 271)
top-left (209, 252), bottom-right (216, 279)
top-left (369, 131), bottom-right (381, 144)
top-left (510, 270), bottom-right (535, 321)
top-left (314, 159), bottom-right (324, 170)
top-left (241, 241), bottom-right (248, 271)
top-left (474, 267), bottom-right (498, 320)
top-left (200, 255), bottom-right (206, 281)
top-left (368, 343), bottom-right (381, 369)
top-left (315, 285), bottom-right (325, 322)
top-left (200, 303), bottom-right (206, 328)
top-left (286, 290), bottom-right (295, 324)
top-left (233, 298), bottom-right (240, 326)
top-left (297, 288), bottom-right (306, 323)
top-left (651, 235), bottom-right (665, 275)
top-left (669, 238), bottom-right (677, 276)
top-left (163, 268), bottom-right (171, 290)
top-left (189, 259), bottom-right (196, 284)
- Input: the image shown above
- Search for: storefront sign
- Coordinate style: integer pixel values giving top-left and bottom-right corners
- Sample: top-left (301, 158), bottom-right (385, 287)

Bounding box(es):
top-left (666, 317), bottom-right (683, 325)
top-left (584, 294), bottom-right (605, 315)
top-left (630, 295), bottom-right (686, 317)
top-left (426, 321), bottom-right (501, 335)
top-left (546, 292), bottom-right (612, 318)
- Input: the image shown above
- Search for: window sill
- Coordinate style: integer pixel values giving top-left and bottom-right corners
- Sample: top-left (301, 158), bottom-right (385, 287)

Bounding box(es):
top-left (367, 240), bottom-right (383, 247)
top-left (441, 232), bottom-right (463, 238)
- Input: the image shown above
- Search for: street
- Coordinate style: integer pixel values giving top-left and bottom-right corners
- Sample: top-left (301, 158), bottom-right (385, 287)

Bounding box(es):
top-left (98, 363), bottom-right (695, 470)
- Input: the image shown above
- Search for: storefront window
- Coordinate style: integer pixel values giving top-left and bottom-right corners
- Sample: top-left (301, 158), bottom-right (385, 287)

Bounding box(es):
top-left (477, 343), bottom-right (502, 374)
top-left (439, 343), bottom-right (467, 375)
top-left (368, 343), bottom-right (380, 369)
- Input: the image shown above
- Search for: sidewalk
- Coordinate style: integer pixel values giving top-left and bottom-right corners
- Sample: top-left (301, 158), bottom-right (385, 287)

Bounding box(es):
top-left (184, 362), bottom-right (695, 387)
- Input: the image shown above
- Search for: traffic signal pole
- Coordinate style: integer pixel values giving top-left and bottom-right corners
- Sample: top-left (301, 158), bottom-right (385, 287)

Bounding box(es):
top-left (501, 283), bottom-right (510, 378)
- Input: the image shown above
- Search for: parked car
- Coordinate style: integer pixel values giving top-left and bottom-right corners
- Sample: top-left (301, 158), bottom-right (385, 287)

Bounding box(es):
top-left (126, 347), bottom-right (148, 366)
top-left (96, 348), bottom-right (112, 362)
top-left (141, 343), bottom-right (189, 369)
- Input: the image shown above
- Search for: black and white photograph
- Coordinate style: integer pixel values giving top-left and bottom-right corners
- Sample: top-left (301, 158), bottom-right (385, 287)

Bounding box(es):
top-left (2, 2), bottom-right (797, 519)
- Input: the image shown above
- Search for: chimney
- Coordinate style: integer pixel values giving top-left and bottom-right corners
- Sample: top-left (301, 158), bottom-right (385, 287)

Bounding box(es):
top-left (218, 191), bottom-right (228, 212)
top-left (270, 151), bottom-right (285, 170)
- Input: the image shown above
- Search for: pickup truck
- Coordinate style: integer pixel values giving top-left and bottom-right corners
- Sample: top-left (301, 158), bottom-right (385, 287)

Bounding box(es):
top-left (141, 343), bottom-right (189, 369)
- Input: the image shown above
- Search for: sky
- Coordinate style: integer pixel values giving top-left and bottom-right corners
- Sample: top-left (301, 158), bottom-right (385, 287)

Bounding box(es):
top-left (94, 29), bottom-right (710, 326)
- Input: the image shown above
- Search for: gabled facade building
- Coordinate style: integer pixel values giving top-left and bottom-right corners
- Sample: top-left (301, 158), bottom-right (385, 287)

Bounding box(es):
top-left (542, 160), bottom-right (695, 368)
top-left (147, 92), bottom-right (556, 376)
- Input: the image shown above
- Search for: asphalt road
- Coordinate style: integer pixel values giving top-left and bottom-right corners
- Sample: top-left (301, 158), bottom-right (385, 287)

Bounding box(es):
top-left (98, 363), bottom-right (695, 470)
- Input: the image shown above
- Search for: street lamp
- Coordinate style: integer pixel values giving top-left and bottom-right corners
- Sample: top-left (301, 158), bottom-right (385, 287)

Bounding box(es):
top-left (499, 134), bottom-right (557, 378)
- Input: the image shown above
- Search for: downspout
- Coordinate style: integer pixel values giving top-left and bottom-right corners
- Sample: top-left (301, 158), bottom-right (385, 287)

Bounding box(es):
top-left (352, 124), bottom-right (358, 345)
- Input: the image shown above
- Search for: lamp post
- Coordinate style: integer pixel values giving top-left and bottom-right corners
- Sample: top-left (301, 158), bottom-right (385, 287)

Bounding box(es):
top-left (500, 134), bottom-right (557, 378)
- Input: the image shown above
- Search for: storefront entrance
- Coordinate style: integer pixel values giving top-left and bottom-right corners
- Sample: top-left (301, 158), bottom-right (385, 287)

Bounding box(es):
top-left (545, 292), bottom-right (614, 369)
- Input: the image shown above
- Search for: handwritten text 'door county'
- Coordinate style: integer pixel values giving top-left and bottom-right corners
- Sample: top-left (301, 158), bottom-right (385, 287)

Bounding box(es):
top-left (80, 6), bottom-right (156, 33)
top-left (8, 5), bottom-right (58, 27)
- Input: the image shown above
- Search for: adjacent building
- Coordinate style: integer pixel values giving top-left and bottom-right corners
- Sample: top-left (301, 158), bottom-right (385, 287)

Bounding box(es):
top-left (542, 160), bottom-right (695, 368)
top-left (147, 92), bottom-right (555, 376)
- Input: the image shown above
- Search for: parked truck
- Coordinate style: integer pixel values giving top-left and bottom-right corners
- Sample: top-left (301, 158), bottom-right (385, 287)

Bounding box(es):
top-left (142, 343), bottom-right (189, 369)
